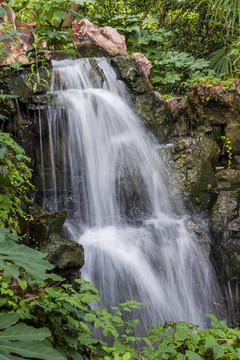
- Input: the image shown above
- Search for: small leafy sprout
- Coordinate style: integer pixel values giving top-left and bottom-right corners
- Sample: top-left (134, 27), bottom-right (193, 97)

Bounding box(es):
top-left (27, 33), bottom-right (50, 93)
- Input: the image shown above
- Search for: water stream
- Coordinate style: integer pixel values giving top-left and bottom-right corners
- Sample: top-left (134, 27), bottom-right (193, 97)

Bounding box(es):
top-left (39, 58), bottom-right (223, 328)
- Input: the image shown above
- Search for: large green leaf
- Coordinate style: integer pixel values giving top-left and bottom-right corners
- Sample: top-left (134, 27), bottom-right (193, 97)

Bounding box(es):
top-left (0, 340), bottom-right (66, 360)
top-left (0, 313), bottom-right (19, 330)
top-left (0, 319), bottom-right (66, 360)
top-left (0, 239), bottom-right (53, 279)
top-left (0, 323), bottom-right (51, 341)
top-left (207, 46), bottom-right (234, 74)
top-left (185, 350), bottom-right (202, 360)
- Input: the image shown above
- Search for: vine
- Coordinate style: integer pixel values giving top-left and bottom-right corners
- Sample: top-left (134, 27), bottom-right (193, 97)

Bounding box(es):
top-left (220, 135), bottom-right (232, 169)
top-left (0, 131), bottom-right (33, 232)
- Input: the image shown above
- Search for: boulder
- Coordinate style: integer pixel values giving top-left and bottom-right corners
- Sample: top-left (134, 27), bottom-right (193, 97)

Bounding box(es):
top-left (2, 61), bottom-right (52, 102)
top-left (131, 52), bottom-right (152, 78)
top-left (209, 190), bottom-right (238, 238)
top-left (111, 55), bottom-right (152, 93)
top-left (225, 122), bottom-right (240, 155)
top-left (28, 208), bottom-right (67, 246)
top-left (71, 19), bottom-right (127, 57)
top-left (165, 97), bottom-right (189, 137)
top-left (211, 192), bottom-right (240, 281)
top-left (22, 208), bottom-right (85, 280)
top-left (216, 169), bottom-right (240, 190)
top-left (170, 131), bottom-right (219, 210)
top-left (132, 91), bottom-right (170, 141)
top-left (131, 52), bottom-right (152, 89)
top-left (186, 219), bottom-right (212, 259)
top-left (40, 233), bottom-right (84, 278)
top-left (187, 81), bottom-right (240, 134)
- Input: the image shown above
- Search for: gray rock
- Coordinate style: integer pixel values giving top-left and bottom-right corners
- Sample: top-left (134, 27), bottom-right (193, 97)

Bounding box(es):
top-left (216, 169), bottom-right (240, 190)
top-left (209, 190), bottom-right (239, 238)
top-left (132, 91), bottom-right (171, 141)
top-left (169, 133), bottom-right (219, 210)
top-left (28, 209), bottom-right (67, 246)
top-left (41, 233), bottom-right (84, 273)
top-left (111, 55), bottom-right (152, 94)
top-left (186, 219), bottom-right (212, 259)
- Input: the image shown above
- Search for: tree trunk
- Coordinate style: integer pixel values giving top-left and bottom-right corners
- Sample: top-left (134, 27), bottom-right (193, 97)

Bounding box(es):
top-left (62, 3), bottom-right (82, 27)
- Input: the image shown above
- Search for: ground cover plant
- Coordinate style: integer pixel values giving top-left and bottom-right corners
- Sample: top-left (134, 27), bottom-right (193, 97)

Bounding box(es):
top-left (0, 133), bottom-right (240, 359)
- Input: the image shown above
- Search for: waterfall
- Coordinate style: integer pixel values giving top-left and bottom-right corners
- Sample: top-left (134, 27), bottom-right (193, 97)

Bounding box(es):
top-left (40, 58), bottom-right (223, 328)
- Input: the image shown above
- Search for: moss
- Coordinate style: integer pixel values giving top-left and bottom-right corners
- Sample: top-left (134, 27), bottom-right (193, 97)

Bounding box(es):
top-left (190, 158), bottom-right (217, 207)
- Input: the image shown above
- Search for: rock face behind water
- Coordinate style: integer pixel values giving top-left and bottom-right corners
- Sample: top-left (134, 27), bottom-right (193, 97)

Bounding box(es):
top-left (22, 208), bottom-right (85, 281)
top-left (71, 19), bottom-right (127, 57)
top-left (165, 82), bottom-right (240, 301)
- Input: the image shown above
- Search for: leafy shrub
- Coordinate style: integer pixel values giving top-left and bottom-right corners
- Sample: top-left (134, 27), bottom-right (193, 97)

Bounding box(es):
top-left (0, 132), bottom-right (33, 232)
top-left (141, 315), bottom-right (240, 359)
top-left (1, 228), bottom-right (240, 359)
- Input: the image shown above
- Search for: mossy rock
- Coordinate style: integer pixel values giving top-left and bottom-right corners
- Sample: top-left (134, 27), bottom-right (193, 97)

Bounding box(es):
top-left (209, 190), bottom-right (239, 238)
top-left (40, 233), bottom-right (84, 272)
top-left (111, 55), bottom-right (151, 94)
top-left (190, 158), bottom-right (217, 207)
top-left (0, 96), bottom-right (17, 123)
top-left (2, 61), bottom-right (52, 103)
top-left (216, 169), bottom-right (240, 190)
top-left (28, 209), bottom-right (67, 246)
top-left (132, 91), bottom-right (171, 142)
top-left (170, 133), bottom-right (219, 210)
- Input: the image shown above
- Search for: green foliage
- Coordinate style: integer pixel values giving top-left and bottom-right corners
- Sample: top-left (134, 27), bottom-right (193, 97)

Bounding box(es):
top-left (0, 132), bottom-right (33, 232)
top-left (149, 50), bottom-right (213, 94)
top-left (0, 227), bottom-right (143, 359)
top-left (220, 136), bottom-right (233, 169)
top-left (37, 27), bottom-right (76, 54)
top-left (107, 19), bottom-right (215, 94)
top-left (0, 312), bottom-right (65, 360)
top-left (1, 224), bottom-right (240, 360)
top-left (27, 33), bottom-right (50, 93)
top-left (7, 0), bottom-right (240, 95)
top-left (210, 0), bottom-right (240, 33)
top-left (140, 314), bottom-right (240, 359)
top-left (0, 227), bottom-right (53, 279)
top-left (8, 0), bottom-right (95, 27)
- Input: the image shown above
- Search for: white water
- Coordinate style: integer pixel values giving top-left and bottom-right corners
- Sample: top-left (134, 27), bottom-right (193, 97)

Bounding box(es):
top-left (41, 58), bottom-right (223, 328)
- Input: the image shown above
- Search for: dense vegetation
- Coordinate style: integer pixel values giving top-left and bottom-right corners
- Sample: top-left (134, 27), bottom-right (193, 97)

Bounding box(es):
top-left (5, 0), bottom-right (240, 95)
top-left (1, 0), bottom-right (240, 359)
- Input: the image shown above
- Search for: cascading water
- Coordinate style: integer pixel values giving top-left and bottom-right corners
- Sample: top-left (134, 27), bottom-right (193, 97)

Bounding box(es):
top-left (39, 58), bottom-right (224, 329)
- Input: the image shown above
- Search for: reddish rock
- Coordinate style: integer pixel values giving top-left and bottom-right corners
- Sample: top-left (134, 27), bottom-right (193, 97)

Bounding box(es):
top-left (71, 19), bottom-right (127, 57)
top-left (131, 52), bottom-right (152, 78)
top-left (0, 4), bottom-right (33, 65)
top-left (0, 3), bottom-right (50, 66)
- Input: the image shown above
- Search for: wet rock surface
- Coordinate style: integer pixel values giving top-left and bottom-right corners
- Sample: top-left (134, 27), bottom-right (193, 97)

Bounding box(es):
top-left (2, 15), bottom-right (240, 321)
top-left (41, 233), bottom-right (84, 280)
top-left (165, 82), bottom-right (240, 302)
top-left (132, 91), bottom-right (170, 141)
top-left (22, 207), bottom-right (85, 280)
top-left (111, 55), bottom-right (152, 93)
